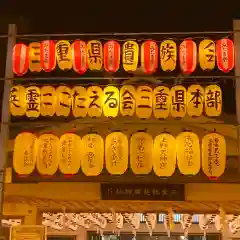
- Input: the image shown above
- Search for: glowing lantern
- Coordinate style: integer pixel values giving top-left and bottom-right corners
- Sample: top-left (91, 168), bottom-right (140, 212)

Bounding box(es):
top-left (28, 42), bottom-right (41, 72)
top-left (25, 86), bottom-right (41, 118)
top-left (120, 85), bottom-right (136, 116)
top-left (40, 40), bottom-right (56, 72)
top-left (104, 40), bottom-right (120, 72)
top-left (202, 133), bottom-right (226, 178)
top-left (71, 40), bottom-right (88, 74)
top-left (81, 133), bottom-right (104, 176)
top-left (40, 86), bottom-right (56, 117)
top-left (199, 39), bottom-right (215, 71)
top-left (176, 131), bottom-right (201, 175)
top-left (216, 38), bottom-right (235, 73)
top-left (9, 85), bottom-right (26, 116)
top-left (56, 40), bottom-right (72, 71)
top-left (87, 40), bottom-right (103, 71)
top-left (13, 132), bottom-right (37, 175)
top-left (171, 85), bottom-right (187, 118)
top-left (153, 133), bottom-right (176, 177)
top-left (56, 86), bottom-right (72, 117)
top-left (130, 132), bottom-right (153, 174)
top-left (87, 86), bottom-right (103, 117)
top-left (103, 86), bottom-right (119, 118)
top-left (105, 132), bottom-right (128, 175)
top-left (136, 86), bottom-right (152, 119)
top-left (122, 41), bottom-right (139, 72)
top-left (12, 43), bottom-right (29, 76)
top-left (179, 39), bottom-right (197, 74)
top-left (72, 86), bottom-right (88, 118)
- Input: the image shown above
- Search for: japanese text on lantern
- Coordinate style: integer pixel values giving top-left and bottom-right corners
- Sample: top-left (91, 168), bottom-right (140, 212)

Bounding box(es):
top-left (120, 85), bottom-right (136, 116)
top-left (87, 86), bottom-right (102, 117)
top-left (137, 138), bottom-right (145, 169)
top-left (159, 136), bottom-right (168, 169)
top-left (42, 138), bottom-right (53, 168)
top-left (207, 136), bottom-right (220, 176)
top-left (184, 135), bottom-right (194, 167)
top-left (60, 138), bottom-right (73, 167)
top-left (72, 86), bottom-right (87, 117)
top-left (111, 136), bottom-right (121, 167)
top-left (88, 40), bottom-right (102, 70)
top-left (171, 86), bottom-right (186, 118)
top-left (9, 85), bottom-right (26, 116)
top-left (26, 86), bottom-right (40, 118)
top-left (136, 86), bottom-right (152, 119)
top-left (87, 137), bottom-right (96, 169)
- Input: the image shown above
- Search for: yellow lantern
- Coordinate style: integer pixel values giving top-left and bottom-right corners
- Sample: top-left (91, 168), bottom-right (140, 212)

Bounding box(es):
top-left (171, 85), bottom-right (187, 118)
top-left (13, 132), bottom-right (37, 175)
top-left (176, 131), bottom-right (201, 175)
top-left (56, 40), bottom-right (72, 71)
top-left (81, 133), bottom-right (104, 176)
top-left (87, 86), bottom-right (103, 117)
top-left (59, 133), bottom-right (82, 175)
top-left (120, 85), bottom-right (136, 116)
top-left (153, 86), bottom-right (171, 119)
top-left (205, 85), bottom-right (222, 117)
top-left (199, 39), bottom-right (215, 71)
top-left (136, 86), bottom-right (152, 119)
top-left (72, 86), bottom-right (88, 118)
top-left (56, 85), bottom-right (72, 117)
top-left (103, 86), bottom-right (119, 118)
top-left (9, 85), bottom-right (26, 116)
top-left (105, 132), bottom-right (128, 175)
top-left (130, 132), bottom-right (153, 174)
top-left (41, 86), bottom-right (56, 117)
top-left (25, 86), bottom-right (41, 118)
top-left (122, 41), bottom-right (139, 72)
top-left (187, 85), bottom-right (204, 117)
top-left (87, 40), bottom-right (103, 70)
top-left (28, 42), bottom-right (41, 72)
top-left (36, 133), bottom-right (59, 176)
top-left (202, 133), bottom-right (226, 178)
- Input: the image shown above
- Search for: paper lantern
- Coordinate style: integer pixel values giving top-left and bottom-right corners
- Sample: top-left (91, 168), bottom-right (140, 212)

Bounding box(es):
top-left (25, 86), bottom-right (41, 118)
top-left (136, 86), bottom-right (152, 119)
top-left (204, 85), bottom-right (222, 117)
top-left (202, 133), bottom-right (226, 178)
top-left (171, 85), bottom-right (187, 118)
top-left (12, 43), bottom-right (29, 76)
top-left (13, 132), bottom-right (37, 175)
top-left (153, 86), bottom-right (171, 119)
top-left (87, 86), bottom-right (103, 117)
top-left (81, 133), bottom-right (104, 176)
top-left (40, 40), bottom-right (56, 72)
top-left (41, 86), bottom-right (56, 117)
top-left (56, 86), bottom-right (72, 117)
top-left (187, 85), bottom-right (204, 117)
top-left (105, 132), bottom-right (128, 175)
top-left (103, 86), bottom-right (119, 118)
top-left (160, 40), bottom-right (177, 72)
top-left (216, 38), bottom-right (235, 73)
top-left (153, 133), bottom-right (176, 177)
top-left (120, 85), bottom-right (136, 116)
top-left (56, 40), bottom-right (72, 70)
top-left (122, 41), bottom-right (139, 72)
top-left (176, 131), bottom-right (201, 175)
top-left (71, 40), bottom-right (88, 74)
top-left (199, 39), bottom-right (215, 71)
top-left (179, 39), bottom-right (197, 74)
top-left (28, 42), bottom-right (41, 72)
top-left (9, 85), bottom-right (26, 116)
top-left (59, 133), bottom-right (81, 175)
top-left (72, 86), bottom-right (88, 118)
top-left (104, 40), bottom-right (120, 72)
top-left (87, 40), bottom-right (103, 71)
top-left (130, 132), bottom-right (153, 174)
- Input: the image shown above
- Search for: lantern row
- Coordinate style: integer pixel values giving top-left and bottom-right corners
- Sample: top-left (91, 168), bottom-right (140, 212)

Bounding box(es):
top-left (13, 38), bottom-right (235, 76)
top-left (9, 84), bottom-right (222, 119)
top-left (13, 131), bottom-right (226, 178)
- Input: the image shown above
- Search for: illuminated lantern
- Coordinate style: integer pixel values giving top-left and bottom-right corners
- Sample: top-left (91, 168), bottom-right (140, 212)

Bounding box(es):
top-left (153, 133), bottom-right (176, 177)
top-left (13, 132), bottom-right (37, 175)
top-left (87, 40), bottom-right (103, 71)
top-left (40, 40), bottom-right (56, 72)
top-left (204, 85), bottom-right (222, 117)
top-left (216, 38), bottom-right (235, 73)
top-left (56, 40), bottom-right (72, 70)
top-left (40, 86), bottom-right (56, 117)
top-left (122, 41), bottom-right (139, 72)
top-left (36, 133), bottom-right (59, 176)
top-left (179, 39), bottom-right (197, 74)
top-left (176, 131), bottom-right (201, 175)
top-left (120, 85), bottom-right (136, 116)
top-left (141, 40), bottom-right (158, 74)
top-left (81, 133), bottom-right (104, 176)
top-left (59, 133), bottom-right (81, 175)
top-left (28, 42), bottom-right (41, 72)
top-left (104, 40), bottom-right (120, 72)
top-left (25, 86), bottom-right (41, 118)
top-left (153, 86), bottom-right (171, 119)
top-left (12, 43), bottom-right (29, 76)
top-left (171, 85), bottom-right (187, 118)
top-left (199, 39), bottom-right (215, 71)
top-left (187, 85), bottom-right (204, 117)
top-left (136, 86), bottom-right (152, 119)
top-left (202, 132), bottom-right (226, 178)
top-left (9, 85), bottom-right (26, 116)
top-left (130, 132), bottom-right (153, 174)
top-left (87, 86), bottom-right (103, 117)
top-left (56, 86), bottom-right (72, 117)
top-left (105, 132), bottom-right (128, 175)
top-left (160, 40), bottom-right (177, 72)
top-left (103, 86), bottom-right (119, 118)
top-left (71, 40), bottom-right (88, 74)
top-left (72, 86), bottom-right (88, 118)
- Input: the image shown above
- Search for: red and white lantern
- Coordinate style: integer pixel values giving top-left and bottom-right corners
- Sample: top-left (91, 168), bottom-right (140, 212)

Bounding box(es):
top-left (216, 38), bottom-right (235, 73)
top-left (40, 40), bottom-right (56, 72)
top-left (104, 40), bottom-right (120, 72)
